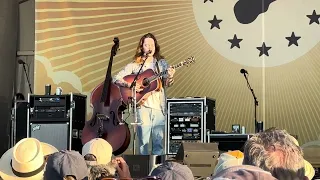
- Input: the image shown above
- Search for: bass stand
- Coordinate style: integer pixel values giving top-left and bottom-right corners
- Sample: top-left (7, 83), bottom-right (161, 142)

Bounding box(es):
top-left (129, 53), bottom-right (149, 155)
top-left (242, 72), bottom-right (259, 133)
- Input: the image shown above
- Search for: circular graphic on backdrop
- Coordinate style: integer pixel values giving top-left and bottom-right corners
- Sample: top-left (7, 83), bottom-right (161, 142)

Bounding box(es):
top-left (192, 0), bottom-right (320, 67)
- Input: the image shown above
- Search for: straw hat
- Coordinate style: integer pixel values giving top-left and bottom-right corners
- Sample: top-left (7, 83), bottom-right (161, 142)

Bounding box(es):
top-left (0, 138), bottom-right (58, 180)
top-left (289, 135), bottom-right (315, 180)
top-left (214, 150), bottom-right (244, 175)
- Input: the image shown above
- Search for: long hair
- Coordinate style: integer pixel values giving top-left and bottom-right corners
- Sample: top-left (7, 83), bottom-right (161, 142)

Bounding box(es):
top-left (133, 33), bottom-right (164, 64)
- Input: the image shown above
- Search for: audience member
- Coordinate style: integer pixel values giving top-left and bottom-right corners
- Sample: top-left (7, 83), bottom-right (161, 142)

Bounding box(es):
top-left (212, 165), bottom-right (278, 180)
top-left (213, 150), bottom-right (244, 175)
top-left (44, 150), bottom-right (88, 180)
top-left (289, 134), bottom-right (315, 180)
top-left (82, 138), bottom-right (113, 166)
top-left (149, 161), bottom-right (193, 180)
top-left (82, 138), bottom-right (119, 179)
top-left (112, 157), bottom-right (131, 179)
top-left (87, 163), bottom-right (117, 180)
top-left (0, 138), bottom-right (58, 180)
top-left (243, 128), bottom-right (306, 180)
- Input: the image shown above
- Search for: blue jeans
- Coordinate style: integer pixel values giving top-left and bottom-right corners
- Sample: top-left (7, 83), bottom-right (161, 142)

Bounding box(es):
top-left (137, 106), bottom-right (165, 155)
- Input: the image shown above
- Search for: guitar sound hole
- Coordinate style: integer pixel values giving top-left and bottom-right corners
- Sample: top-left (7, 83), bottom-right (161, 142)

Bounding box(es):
top-left (142, 79), bottom-right (150, 87)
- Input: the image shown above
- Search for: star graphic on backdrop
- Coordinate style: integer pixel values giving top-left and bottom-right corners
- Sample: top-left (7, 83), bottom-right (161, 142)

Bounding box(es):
top-left (204, 0), bottom-right (213, 3)
top-left (208, 15), bottom-right (222, 29)
top-left (285, 32), bottom-right (301, 47)
top-left (306, 10), bottom-right (320, 25)
top-left (256, 42), bottom-right (272, 57)
top-left (228, 34), bottom-right (243, 49)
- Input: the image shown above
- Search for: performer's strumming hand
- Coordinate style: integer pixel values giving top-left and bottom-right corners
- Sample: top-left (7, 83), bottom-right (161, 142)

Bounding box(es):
top-left (128, 82), bottom-right (143, 92)
top-left (135, 83), bottom-right (144, 92)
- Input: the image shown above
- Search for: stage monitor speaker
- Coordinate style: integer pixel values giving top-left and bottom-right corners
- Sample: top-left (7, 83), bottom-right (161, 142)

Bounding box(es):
top-left (175, 142), bottom-right (219, 177)
top-left (122, 155), bottom-right (166, 178)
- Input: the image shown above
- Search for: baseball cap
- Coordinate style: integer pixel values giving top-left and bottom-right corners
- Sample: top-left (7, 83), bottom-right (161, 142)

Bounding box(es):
top-left (44, 150), bottom-right (88, 180)
top-left (150, 161), bottom-right (194, 180)
top-left (82, 138), bottom-right (113, 165)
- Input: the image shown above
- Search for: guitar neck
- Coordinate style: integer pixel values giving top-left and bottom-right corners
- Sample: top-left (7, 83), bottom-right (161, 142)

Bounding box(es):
top-left (147, 62), bottom-right (186, 83)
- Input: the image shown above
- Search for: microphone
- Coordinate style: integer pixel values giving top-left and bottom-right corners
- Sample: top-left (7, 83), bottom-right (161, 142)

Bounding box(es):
top-left (142, 50), bottom-right (152, 59)
top-left (240, 69), bottom-right (248, 74)
top-left (18, 59), bottom-right (26, 64)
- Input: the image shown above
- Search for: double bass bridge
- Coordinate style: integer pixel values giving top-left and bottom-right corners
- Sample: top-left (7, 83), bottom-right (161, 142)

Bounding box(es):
top-left (96, 114), bottom-right (109, 138)
top-left (96, 114), bottom-right (109, 121)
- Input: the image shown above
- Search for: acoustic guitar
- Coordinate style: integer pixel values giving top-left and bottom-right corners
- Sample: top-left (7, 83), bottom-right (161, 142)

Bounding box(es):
top-left (120, 56), bottom-right (195, 106)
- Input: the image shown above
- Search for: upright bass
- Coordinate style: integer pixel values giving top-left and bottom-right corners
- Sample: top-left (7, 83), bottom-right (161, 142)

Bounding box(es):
top-left (81, 37), bottom-right (131, 155)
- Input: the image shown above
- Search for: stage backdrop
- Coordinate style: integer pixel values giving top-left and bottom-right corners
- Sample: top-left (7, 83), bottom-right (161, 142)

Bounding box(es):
top-left (35, 0), bottom-right (320, 145)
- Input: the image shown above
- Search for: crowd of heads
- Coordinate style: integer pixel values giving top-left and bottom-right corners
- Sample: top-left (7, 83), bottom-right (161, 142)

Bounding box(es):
top-left (0, 128), bottom-right (316, 180)
top-left (212, 128), bottom-right (315, 180)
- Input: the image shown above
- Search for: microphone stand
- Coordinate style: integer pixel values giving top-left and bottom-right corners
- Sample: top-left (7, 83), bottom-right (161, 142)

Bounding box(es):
top-left (22, 63), bottom-right (33, 94)
top-left (129, 54), bottom-right (149, 155)
top-left (242, 73), bottom-right (259, 133)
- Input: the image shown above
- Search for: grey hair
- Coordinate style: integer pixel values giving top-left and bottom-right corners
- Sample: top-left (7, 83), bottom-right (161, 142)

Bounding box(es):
top-left (87, 161), bottom-right (117, 180)
top-left (243, 129), bottom-right (305, 180)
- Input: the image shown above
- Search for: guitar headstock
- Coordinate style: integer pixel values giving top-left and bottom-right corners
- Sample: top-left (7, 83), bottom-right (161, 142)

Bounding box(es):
top-left (182, 56), bottom-right (195, 67)
top-left (171, 56), bottom-right (196, 69)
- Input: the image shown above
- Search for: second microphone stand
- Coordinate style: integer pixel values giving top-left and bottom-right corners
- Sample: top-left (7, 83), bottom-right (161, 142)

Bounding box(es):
top-left (21, 62), bottom-right (33, 94)
top-left (243, 73), bottom-right (259, 133)
top-left (129, 55), bottom-right (148, 155)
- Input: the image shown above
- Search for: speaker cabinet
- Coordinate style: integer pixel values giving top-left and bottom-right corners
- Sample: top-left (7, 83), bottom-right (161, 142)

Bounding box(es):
top-left (122, 155), bottom-right (166, 178)
top-left (175, 142), bottom-right (219, 177)
top-left (25, 93), bottom-right (86, 152)
top-left (30, 122), bottom-right (69, 150)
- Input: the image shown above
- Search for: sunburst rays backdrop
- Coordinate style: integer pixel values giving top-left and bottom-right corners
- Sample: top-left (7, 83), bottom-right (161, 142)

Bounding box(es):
top-left (35, 0), bottom-right (320, 145)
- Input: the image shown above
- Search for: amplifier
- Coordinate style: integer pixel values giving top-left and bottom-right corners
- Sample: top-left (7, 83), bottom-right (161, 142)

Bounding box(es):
top-left (24, 93), bottom-right (87, 152)
top-left (28, 95), bottom-right (70, 122)
top-left (175, 142), bottom-right (219, 177)
top-left (166, 97), bottom-right (216, 155)
top-left (122, 155), bottom-right (166, 178)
